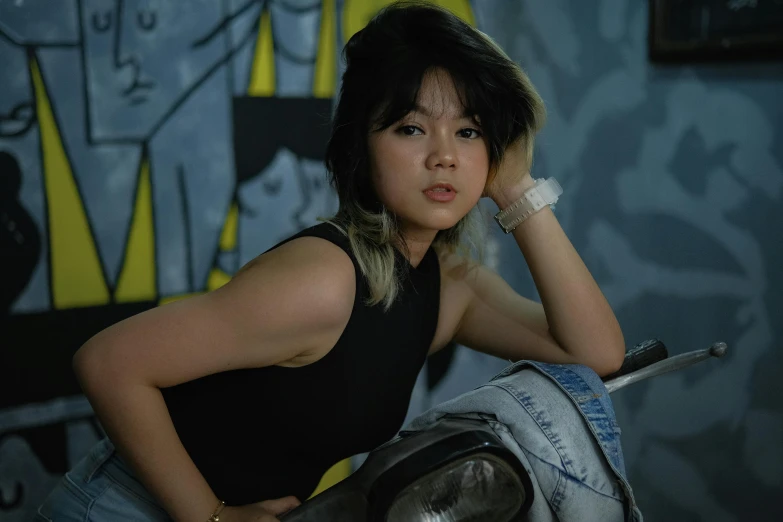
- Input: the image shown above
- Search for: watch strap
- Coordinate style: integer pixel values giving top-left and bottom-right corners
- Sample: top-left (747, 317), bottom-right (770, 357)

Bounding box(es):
top-left (494, 177), bottom-right (562, 233)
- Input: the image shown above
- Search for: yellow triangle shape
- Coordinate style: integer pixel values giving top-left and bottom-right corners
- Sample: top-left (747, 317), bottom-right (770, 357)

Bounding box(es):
top-left (207, 268), bottom-right (232, 291)
top-left (30, 55), bottom-right (109, 309)
top-left (343, 0), bottom-right (396, 42)
top-left (247, 7), bottom-right (276, 97)
top-left (313, 0), bottom-right (337, 98)
top-left (115, 157), bottom-right (156, 302)
top-left (219, 202), bottom-right (238, 251)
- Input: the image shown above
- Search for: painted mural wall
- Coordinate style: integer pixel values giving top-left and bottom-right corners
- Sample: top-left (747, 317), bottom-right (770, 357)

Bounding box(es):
top-left (0, 0), bottom-right (481, 518)
top-left (1, 0), bottom-right (781, 520)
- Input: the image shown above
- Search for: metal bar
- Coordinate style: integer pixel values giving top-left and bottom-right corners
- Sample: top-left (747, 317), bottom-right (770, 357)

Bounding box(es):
top-left (605, 342), bottom-right (727, 394)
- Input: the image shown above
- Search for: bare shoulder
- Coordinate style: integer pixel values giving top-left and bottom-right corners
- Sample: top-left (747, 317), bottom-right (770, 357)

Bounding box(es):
top-left (230, 235), bottom-right (357, 366)
top-left (226, 235), bottom-right (357, 329)
top-left (75, 235), bottom-right (357, 388)
top-left (237, 235), bottom-right (355, 288)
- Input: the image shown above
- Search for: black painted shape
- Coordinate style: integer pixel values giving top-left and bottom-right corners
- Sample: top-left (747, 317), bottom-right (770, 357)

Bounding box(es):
top-left (232, 96), bottom-right (332, 185)
top-left (0, 150), bottom-right (41, 312)
top-left (0, 423), bottom-right (68, 476)
top-left (0, 301), bottom-right (156, 410)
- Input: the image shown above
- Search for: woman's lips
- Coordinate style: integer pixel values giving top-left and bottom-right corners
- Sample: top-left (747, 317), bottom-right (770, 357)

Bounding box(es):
top-left (423, 187), bottom-right (456, 202)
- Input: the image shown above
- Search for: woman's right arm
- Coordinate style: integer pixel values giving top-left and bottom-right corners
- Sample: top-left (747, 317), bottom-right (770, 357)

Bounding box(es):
top-left (72, 237), bottom-right (356, 521)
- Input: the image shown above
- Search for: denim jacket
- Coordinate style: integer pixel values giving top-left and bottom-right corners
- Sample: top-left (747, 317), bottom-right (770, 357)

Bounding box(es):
top-left (403, 361), bottom-right (643, 522)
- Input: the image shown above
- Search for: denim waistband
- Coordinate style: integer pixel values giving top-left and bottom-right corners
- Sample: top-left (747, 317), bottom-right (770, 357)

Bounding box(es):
top-left (85, 437), bottom-right (164, 509)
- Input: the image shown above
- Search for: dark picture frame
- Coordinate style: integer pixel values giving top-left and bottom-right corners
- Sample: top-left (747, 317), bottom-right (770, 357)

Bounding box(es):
top-left (648, 0), bottom-right (783, 62)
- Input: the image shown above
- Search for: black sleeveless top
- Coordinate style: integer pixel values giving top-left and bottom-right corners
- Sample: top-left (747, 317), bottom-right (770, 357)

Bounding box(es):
top-left (161, 223), bottom-right (441, 505)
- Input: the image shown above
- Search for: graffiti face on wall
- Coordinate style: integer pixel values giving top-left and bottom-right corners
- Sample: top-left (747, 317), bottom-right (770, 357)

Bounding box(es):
top-left (80, 0), bottom-right (226, 141)
top-left (0, 38), bottom-right (35, 140)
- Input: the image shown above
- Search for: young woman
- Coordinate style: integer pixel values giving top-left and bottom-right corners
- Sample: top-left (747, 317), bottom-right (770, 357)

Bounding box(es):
top-left (36, 2), bottom-right (625, 521)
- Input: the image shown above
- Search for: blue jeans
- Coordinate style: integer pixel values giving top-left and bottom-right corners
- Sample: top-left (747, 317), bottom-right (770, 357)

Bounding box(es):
top-left (35, 437), bottom-right (171, 521)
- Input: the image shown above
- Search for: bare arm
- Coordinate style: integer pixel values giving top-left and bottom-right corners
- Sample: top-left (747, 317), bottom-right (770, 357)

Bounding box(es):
top-left (483, 174), bottom-right (626, 375)
top-left (73, 237), bottom-right (355, 521)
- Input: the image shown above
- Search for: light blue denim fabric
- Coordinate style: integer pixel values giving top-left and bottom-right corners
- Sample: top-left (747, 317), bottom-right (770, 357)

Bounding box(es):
top-left (403, 361), bottom-right (643, 522)
top-left (35, 437), bottom-right (172, 521)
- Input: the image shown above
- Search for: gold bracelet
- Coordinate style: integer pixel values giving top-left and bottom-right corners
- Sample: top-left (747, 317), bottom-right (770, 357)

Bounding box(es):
top-left (208, 500), bottom-right (226, 522)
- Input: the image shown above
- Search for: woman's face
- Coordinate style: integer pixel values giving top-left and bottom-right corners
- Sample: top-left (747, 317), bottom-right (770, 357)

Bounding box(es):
top-left (367, 69), bottom-right (489, 241)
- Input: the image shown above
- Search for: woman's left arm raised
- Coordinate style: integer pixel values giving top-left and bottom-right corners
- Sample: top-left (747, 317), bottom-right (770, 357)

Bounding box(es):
top-left (451, 143), bottom-right (626, 377)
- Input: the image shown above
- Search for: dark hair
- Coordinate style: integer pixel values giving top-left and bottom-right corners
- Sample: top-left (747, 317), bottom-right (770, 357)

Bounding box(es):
top-left (319, 1), bottom-right (545, 311)
top-left (325, 0), bottom-right (545, 211)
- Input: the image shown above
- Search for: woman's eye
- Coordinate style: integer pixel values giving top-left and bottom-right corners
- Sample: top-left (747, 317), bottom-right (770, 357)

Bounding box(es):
top-left (459, 128), bottom-right (482, 139)
top-left (398, 125), bottom-right (422, 136)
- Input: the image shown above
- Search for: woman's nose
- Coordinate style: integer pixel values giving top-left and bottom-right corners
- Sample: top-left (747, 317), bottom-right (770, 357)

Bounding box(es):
top-left (425, 136), bottom-right (458, 170)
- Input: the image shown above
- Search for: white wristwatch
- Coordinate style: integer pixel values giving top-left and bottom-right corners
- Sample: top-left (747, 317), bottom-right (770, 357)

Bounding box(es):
top-left (494, 177), bottom-right (562, 234)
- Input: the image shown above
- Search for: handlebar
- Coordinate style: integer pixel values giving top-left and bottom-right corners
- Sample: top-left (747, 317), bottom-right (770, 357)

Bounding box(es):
top-left (603, 340), bottom-right (727, 394)
top-left (601, 338), bottom-right (669, 382)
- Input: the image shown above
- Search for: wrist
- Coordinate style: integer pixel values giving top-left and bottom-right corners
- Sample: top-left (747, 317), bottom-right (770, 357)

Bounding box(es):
top-left (207, 499), bottom-right (226, 522)
top-left (492, 175), bottom-right (537, 210)
top-left (493, 177), bottom-right (562, 234)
